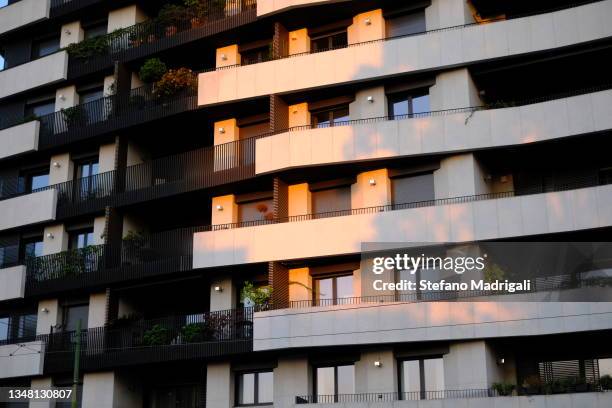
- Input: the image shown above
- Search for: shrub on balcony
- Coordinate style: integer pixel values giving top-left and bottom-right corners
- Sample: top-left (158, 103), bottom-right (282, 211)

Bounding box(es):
top-left (153, 67), bottom-right (197, 98)
top-left (601, 374), bottom-right (612, 390)
top-left (139, 58), bottom-right (168, 83)
top-left (491, 382), bottom-right (515, 396)
top-left (142, 324), bottom-right (171, 346)
top-left (61, 105), bottom-right (87, 128)
top-left (241, 282), bottom-right (273, 308)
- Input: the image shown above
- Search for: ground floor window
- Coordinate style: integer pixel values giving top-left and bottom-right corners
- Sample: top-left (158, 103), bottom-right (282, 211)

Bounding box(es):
top-left (399, 357), bottom-right (445, 400)
top-left (236, 370), bottom-right (273, 405)
top-left (315, 364), bottom-right (355, 402)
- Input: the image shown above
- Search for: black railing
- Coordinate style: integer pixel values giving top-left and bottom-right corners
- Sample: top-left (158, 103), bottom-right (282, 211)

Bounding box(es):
top-left (66, 0), bottom-right (257, 79)
top-left (41, 308), bottom-right (253, 373)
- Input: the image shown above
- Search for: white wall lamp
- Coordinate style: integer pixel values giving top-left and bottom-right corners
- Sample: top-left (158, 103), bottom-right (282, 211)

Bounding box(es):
top-left (365, 18), bottom-right (372, 25)
top-left (52, 161), bottom-right (61, 168)
top-left (40, 307), bottom-right (49, 313)
top-left (64, 29), bottom-right (72, 35)
top-left (374, 361), bottom-right (383, 367)
top-left (220, 53), bottom-right (228, 61)
top-left (46, 232), bottom-right (54, 239)
top-left (369, 179), bottom-right (376, 186)
top-left (214, 286), bottom-right (223, 292)
top-left (216, 205), bottom-right (224, 211)
top-left (58, 94), bottom-right (66, 101)
top-left (218, 127), bottom-right (226, 134)
top-left (367, 96), bottom-right (374, 103)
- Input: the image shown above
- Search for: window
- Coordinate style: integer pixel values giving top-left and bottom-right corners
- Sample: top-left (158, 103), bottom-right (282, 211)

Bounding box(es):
top-left (238, 197), bottom-right (274, 223)
top-left (24, 99), bottom-right (55, 118)
top-left (74, 158), bottom-right (99, 199)
top-left (386, 10), bottom-right (426, 38)
top-left (236, 371), bottom-right (273, 405)
top-left (62, 302), bottom-right (89, 331)
top-left (311, 105), bottom-right (349, 128)
top-left (79, 86), bottom-right (105, 124)
top-left (84, 22), bottom-right (107, 40)
top-left (311, 186), bottom-right (351, 214)
top-left (388, 89), bottom-right (430, 118)
top-left (151, 385), bottom-right (198, 408)
top-left (0, 313), bottom-right (37, 342)
top-left (314, 274), bottom-right (354, 305)
top-left (241, 45), bottom-right (271, 65)
top-left (31, 36), bottom-right (60, 60)
top-left (20, 236), bottom-right (43, 260)
top-left (399, 357), bottom-right (445, 399)
top-left (19, 168), bottom-right (50, 193)
top-left (69, 228), bottom-right (95, 250)
top-left (311, 31), bottom-right (348, 52)
top-left (315, 364), bottom-right (354, 403)
top-left (391, 173), bottom-right (435, 205)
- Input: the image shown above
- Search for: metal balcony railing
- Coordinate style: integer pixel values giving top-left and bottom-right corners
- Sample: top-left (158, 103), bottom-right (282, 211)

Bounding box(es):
top-left (40, 308), bottom-right (253, 373)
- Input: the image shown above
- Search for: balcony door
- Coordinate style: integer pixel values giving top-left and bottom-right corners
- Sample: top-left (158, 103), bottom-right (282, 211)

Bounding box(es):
top-left (74, 158), bottom-right (99, 200)
top-left (399, 357), bottom-right (445, 400)
top-left (313, 273), bottom-right (354, 306)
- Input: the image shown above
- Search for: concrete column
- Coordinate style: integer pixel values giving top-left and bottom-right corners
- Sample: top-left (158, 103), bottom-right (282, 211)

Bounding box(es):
top-left (127, 141), bottom-right (145, 166)
top-left (288, 267), bottom-right (312, 302)
top-left (43, 224), bottom-right (68, 255)
top-left (274, 357), bottom-right (310, 408)
top-left (36, 299), bottom-right (60, 335)
top-left (82, 371), bottom-right (141, 408)
top-left (434, 153), bottom-right (489, 199)
top-left (355, 349), bottom-right (397, 394)
top-left (206, 362), bottom-right (233, 408)
top-left (107, 5), bottom-right (147, 32)
top-left (49, 153), bottom-right (74, 185)
top-left (214, 119), bottom-right (239, 145)
top-left (288, 183), bottom-right (311, 216)
top-left (349, 86), bottom-right (387, 119)
top-left (347, 9), bottom-right (386, 45)
top-left (289, 28), bottom-right (310, 55)
top-left (99, 142), bottom-right (117, 173)
top-left (93, 216), bottom-right (107, 245)
top-left (288, 103), bottom-right (311, 128)
top-left (103, 76), bottom-right (116, 97)
top-left (351, 169), bottom-right (391, 209)
top-left (88, 292), bottom-right (107, 328)
top-left (216, 45), bottom-right (241, 68)
top-left (60, 21), bottom-right (84, 48)
top-left (425, 0), bottom-right (476, 30)
top-left (429, 68), bottom-right (482, 110)
top-left (444, 340), bottom-right (503, 389)
top-left (130, 72), bottom-right (144, 90)
top-left (212, 195), bottom-right (238, 225)
top-left (55, 85), bottom-right (79, 111)
top-left (210, 277), bottom-right (237, 311)
top-left (30, 377), bottom-right (53, 408)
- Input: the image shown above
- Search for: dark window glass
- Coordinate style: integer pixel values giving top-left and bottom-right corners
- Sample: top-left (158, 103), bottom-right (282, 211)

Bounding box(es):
top-left (315, 365), bottom-right (354, 402)
top-left (62, 303), bottom-right (89, 331)
top-left (311, 186), bottom-right (351, 214)
top-left (391, 173), bottom-right (435, 205)
top-left (314, 274), bottom-right (354, 305)
top-left (69, 229), bottom-right (94, 250)
top-left (399, 357), bottom-right (444, 399)
top-left (21, 236), bottom-right (44, 260)
top-left (0, 313), bottom-right (37, 342)
top-left (18, 168), bottom-right (50, 194)
top-left (25, 99), bottom-right (55, 118)
top-left (74, 158), bottom-right (99, 198)
top-left (311, 106), bottom-right (349, 128)
top-left (84, 23), bottom-right (107, 40)
top-left (241, 45), bottom-right (271, 65)
top-left (388, 90), bottom-right (430, 118)
top-left (31, 37), bottom-right (60, 60)
top-left (386, 11), bottom-right (426, 38)
top-left (152, 385), bottom-right (198, 408)
top-left (311, 31), bottom-right (348, 52)
top-left (236, 371), bottom-right (273, 405)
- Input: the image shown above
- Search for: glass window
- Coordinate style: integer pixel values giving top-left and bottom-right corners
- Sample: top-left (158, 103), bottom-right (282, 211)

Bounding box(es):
top-left (0, 313), bottom-right (37, 342)
top-left (75, 158), bottom-right (99, 199)
top-left (391, 173), bottom-right (435, 205)
top-left (386, 11), bottom-right (426, 38)
top-left (314, 274), bottom-right (354, 305)
top-left (84, 23), bottom-right (107, 40)
top-left (311, 186), bottom-right (351, 214)
top-left (236, 371), bottom-right (273, 405)
top-left (21, 236), bottom-right (44, 260)
top-left (62, 303), bottom-right (88, 331)
top-left (399, 357), bottom-right (445, 400)
top-left (241, 45), bottom-right (271, 65)
top-left (388, 90), bottom-right (430, 118)
top-left (238, 198), bottom-right (274, 223)
top-left (311, 106), bottom-right (349, 128)
top-left (315, 365), bottom-right (354, 402)
top-left (0, 317), bottom-right (8, 341)
top-left (311, 31), bottom-right (348, 52)
top-left (25, 99), bottom-right (55, 118)
top-left (31, 37), bottom-right (60, 60)
top-left (69, 229), bottom-right (94, 250)
top-left (19, 168), bottom-right (49, 193)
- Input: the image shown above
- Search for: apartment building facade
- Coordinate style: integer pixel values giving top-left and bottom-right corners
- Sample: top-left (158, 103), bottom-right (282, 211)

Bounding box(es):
top-left (1, 0), bottom-right (612, 406)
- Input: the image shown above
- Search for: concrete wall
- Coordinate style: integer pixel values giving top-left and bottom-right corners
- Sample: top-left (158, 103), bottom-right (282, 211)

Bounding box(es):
top-left (210, 276), bottom-right (236, 311)
top-left (82, 371), bottom-right (141, 408)
top-left (0, 189), bottom-right (57, 231)
top-left (430, 68), bottom-right (481, 110)
top-left (30, 377), bottom-right (53, 408)
top-left (289, 29), bottom-right (310, 55)
top-left (0, 51), bottom-right (68, 100)
top-left (93, 215), bottom-right (107, 245)
top-left (444, 341), bottom-right (502, 389)
top-left (289, 267), bottom-right (312, 302)
top-left (257, 0), bottom-right (350, 17)
top-left (288, 103), bottom-right (310, 128)
top-left (0, 265), bottom-right (26, 301)
top-left (99, 142), bottom-right (117, 173)
top-left (107, 5), bottom-right (147, 32)
top-left (253, 301), bottom-right (612, 351)
top-left (59, 20), bottom-right (84, 48)
top-left (212, 195), bottom-right (238, 225)
top-left (425, 0), bottom-right (475, 30)
top-left (206, 362), bottom-right (233, 408)
top-left (42, 224), bottom-right (68, 255)
top-left (275, 357), bottom-right (311, 408)
top-left (216, 45), bottom-right (241, 68)
top-left (255, 89), bottom-right (612, 174)
top-left (355, 349), bottom-right (397, 394)
top-left (199, 1), bottom-right (612, 106)
top-left (0, 0), bottom-right (49, 36)
top-left (288, 184), bottom-right (311, 216)
top-left (434, 153), bottom-right (488, 198)
top-left (349, 86), bottom-right (387, 119)
top-left (0, 120), bottom-right (39, 160)
top-left (347, 9), bottom-right (386, 45)
top-left (193, 184), bottom-right (612, 268)
top-left (36, 299), bottom-right (60, 334)
top-left (351, 169), bottom-right (391, 209)
top-left (0, 341), bottom-right (45, 379)
top-left (49, 153), bottom-right (74, 184)
top-left (55, 85), bottom-right (79, 111)
top-left (88, 292), bottom-right (107, 328)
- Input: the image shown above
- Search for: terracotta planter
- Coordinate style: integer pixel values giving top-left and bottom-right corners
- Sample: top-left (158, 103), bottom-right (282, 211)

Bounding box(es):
top-left (165, 25), bottom-right (178, 37)
top-left (190, 17), bottom-right (204, 28)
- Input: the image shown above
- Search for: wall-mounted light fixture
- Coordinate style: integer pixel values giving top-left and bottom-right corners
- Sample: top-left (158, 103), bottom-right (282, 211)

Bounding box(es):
top-left (52, 161), bottom-right (61, 168)
top-left (64, 29), bottom-right (72, 35)
top-left (40, 307), bottom-right (49, 313)
top-left (374, 361), bottom-right (383, 367)
top-left (221, 53), bottom-right (228, 61)
top-left (58, 94), bottom-right (66, 101)
top-left (369, 179), bottom-right (376, 186)
top-left (365, 18), bottom-right (372, 25)
top-left (218, 127), bottom-right (226, 134)
top-left (214, 286), bottom-right (223, 292)
top-left (46, 233), bottom-right (54, 239)
top-left (216, 205), bottom-right (224, 211)
top-left (497, 357), bottom-right (505, 365)
top-left (367, 96), bottom-right (374, 103)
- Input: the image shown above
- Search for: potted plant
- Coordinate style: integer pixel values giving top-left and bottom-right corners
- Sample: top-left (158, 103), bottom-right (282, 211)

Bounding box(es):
top-left (600, 374), bottom-right (612, 390)
top-left (180, 323), bottom-right (204, 343)
top-left (184, 0), bottom-right (205, 27)
top-left (522, 375), bottom-right (542, 395)
top-left (158, 4), bottom-right (185, 37)
top-left (139, 58), bottom-right (168, 83)
top-left (491, 382), bottom-right (515, 396)
top-left (241, 281), bottom-right (273, 309)
top-left (122, 231), bottom-right (146, 263)
top-left (61, 105), bottom-right (87, 129)
top-left (153, 67), bottom-right (197, 98)
top-left (142, 324), bottom-right (171, 346)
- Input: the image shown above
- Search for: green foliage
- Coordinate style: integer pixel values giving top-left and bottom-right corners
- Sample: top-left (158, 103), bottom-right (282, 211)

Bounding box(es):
top-left (483, 263), bottom-right (505, 283)
top-left (61, 105), bottom-right (87, 128)
top-left (65, 36), bottom-right (108, 59)
top-left (601, 374), bottom-right (612, 390)
top-left (158, 3), bottom-right (186, 25)
top-left (153, 67), bottom-right (197, 98)
top-left (491, 382), bottom-right (515, 396)
top-left (181, 323), bottom-right (204, 343)
top-left (139, 58), bottom-right (167, 83)
top-left (241, 281), bottom-right (273, 307)
top-left (142, 324), bottom-right (171, 346)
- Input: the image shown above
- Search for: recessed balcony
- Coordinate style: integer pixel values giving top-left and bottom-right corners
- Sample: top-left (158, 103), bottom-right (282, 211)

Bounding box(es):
top-left (0, 51), bottom-right (68, 100)
top-left (0, 0), bottom-right (49, 37)
top-left (198, 0), bottom-right (612, 106)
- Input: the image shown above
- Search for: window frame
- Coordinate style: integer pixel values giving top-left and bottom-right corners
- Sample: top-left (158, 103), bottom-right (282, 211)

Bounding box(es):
top-left (313, 363), bottom-right (355, 403)
top-left (30, 35), bottom-right (61, 60)
top-left (387, 88), bottom-right (430, 119)
top-left (312, 272), bottom-right (354, 305)
top-left (310, 30), bottom-right (348, 52)
top-left (235, 370), bottom-right (274, 406)
top-left (397, 356), bottom-right (445, 400)
top-left (310, 105), bottom-right (350, 128)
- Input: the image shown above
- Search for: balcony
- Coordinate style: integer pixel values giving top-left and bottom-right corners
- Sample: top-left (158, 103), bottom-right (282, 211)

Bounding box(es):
top-left (0, 264), bottom-right (26, 302)
top-left (198, 0), bottom-right (612, 106)
top-left (257, 0), bottom-right (344, 17)
top-left (0, 0), bottom-right (49, 37)
top-left (256, 87), bottom-right (612, 174)
top-left (292, 391), bottom-right (612, 407)
top-left (0, 51), bottom-right (68, 100)
top-left (0, 120), bottom-right (39, 160)
top-left (192, 183), bottom-right (612, 269)
top-left (0, 341), bottom-right (45, 379)
top-left (49, 0), bottom-right (106, 18)
top-left (41, 309), bottom-right (253, 373)
top-left (0, 189), bottom-right (57, 231)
